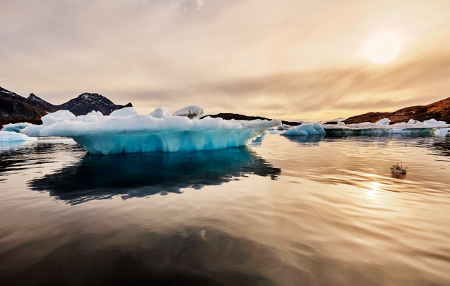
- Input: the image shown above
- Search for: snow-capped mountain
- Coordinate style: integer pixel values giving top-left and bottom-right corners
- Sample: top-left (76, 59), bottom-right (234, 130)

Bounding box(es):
top-left (57, 93), bottom-right (132, 116)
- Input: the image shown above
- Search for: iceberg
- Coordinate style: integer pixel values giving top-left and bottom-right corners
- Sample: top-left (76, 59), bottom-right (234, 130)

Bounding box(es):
top-left (0, 122), bottom-right (32, 133)
top-left (424, 119), bottom-right (446, 125)
top-left (375, 118), bottom-right (391, 126)
top-left (0, 131), bottom-right (37, 142)
top-left (322, 118), bottom-right (450, 136)
top-left (434, 128), bottom-right (449, 137)
top-left (149, 107), bottom-right (170, 118)
top-left (22, 107), bottom-right (281, 155)
top-left (282, 123), bottom-right (326, 136)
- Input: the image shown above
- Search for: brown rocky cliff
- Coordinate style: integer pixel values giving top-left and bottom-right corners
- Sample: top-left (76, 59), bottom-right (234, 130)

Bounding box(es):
top-left (344, 97), bottom-right (450, 124)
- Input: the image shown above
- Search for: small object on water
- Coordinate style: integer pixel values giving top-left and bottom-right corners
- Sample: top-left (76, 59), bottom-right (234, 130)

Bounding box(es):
top-left (391, 162), bottom-right (407, 174)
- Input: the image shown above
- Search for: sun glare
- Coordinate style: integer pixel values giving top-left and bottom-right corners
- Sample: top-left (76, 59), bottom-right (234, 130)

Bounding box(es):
top-left (362, 31), bottom-right (403, 64)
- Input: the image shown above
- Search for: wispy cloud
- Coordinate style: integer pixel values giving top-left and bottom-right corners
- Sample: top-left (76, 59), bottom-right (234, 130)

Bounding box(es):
top-left (0, 0), bottom-right (449, 119)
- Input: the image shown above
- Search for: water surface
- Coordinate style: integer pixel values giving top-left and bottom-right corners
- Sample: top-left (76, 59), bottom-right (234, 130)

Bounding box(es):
top-left (1, 135), bottom-right (450, 285)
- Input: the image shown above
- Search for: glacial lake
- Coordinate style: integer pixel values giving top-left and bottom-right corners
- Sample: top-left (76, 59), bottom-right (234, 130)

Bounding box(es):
top-left (1, 134), bottom-right (450, 286)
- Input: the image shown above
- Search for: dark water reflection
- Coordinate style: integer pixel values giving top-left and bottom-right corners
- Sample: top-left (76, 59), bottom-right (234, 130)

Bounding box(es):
top-left (0, 227), bottom-right (293, 286)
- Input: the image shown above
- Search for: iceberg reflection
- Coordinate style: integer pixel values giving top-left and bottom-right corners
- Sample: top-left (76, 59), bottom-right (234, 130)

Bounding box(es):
top-left (284, 134), bottom-right (325, 145)
top-left (28, 146), bottom-right (281, 204)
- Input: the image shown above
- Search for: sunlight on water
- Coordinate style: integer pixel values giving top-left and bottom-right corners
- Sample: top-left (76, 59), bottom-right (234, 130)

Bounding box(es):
top-left (1, 134), bottom-right (450, 285)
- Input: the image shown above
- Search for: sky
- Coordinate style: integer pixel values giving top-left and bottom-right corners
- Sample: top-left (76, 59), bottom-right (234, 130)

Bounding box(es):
top-left (1, 0), bottom-right (450, 120)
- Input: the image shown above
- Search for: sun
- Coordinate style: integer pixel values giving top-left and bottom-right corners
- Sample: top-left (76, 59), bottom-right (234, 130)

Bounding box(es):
top-left (362, 31), bottom-right (403, 64)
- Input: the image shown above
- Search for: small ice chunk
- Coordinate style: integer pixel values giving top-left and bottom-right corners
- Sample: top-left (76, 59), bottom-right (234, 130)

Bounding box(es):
top-left (407, 119), bottom-right (418, 124)
top-left (42, 110), bottom-right (76, 126)
top-left (0, 131), bottom-right (37, 142)
top-left (282, 128), bottom-right (308, 136)
top-left (375, 118), bottom-right (391, 126)
top-left (337, 121), bottom-right (345, 126)
top-left (172, 105), bottom-right (204, 119)
top-left (434, 128), bottom-right (449, 136)
top-left (1, 122), bottom-right (32, 133)
top-left (312, 123), bottom-right (326, 135)
top-left (424, 119), bottom-right (446, 125)
top-left (110, 107), bottom-right (139, 117)
top-left (149, 107), bottom-right (170, 118)
top-left (282, 123), bottom-right (325, 136)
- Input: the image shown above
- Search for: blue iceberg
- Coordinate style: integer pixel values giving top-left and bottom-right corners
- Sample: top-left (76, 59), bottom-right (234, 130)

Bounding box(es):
top-left (282, 123), bottom-right (326, 136)
top-left (22, 108), bottom-right (281, 154)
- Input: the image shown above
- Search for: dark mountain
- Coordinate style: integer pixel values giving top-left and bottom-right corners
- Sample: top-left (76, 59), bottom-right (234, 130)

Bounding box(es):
top-left (344, 97), bottom-right (450, 124)
top-left (0, 87), bottom-right (56, 128)
top-left (27, 93), bottom-right (56, 109)
top-left (201, 113), bottom-right (302, 126)
top-left (55, 93), bottom-right (132, 116)
top-left (1, 86), bottom-right (132, 129)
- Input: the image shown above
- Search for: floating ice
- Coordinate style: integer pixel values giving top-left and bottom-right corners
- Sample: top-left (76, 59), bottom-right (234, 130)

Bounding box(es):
top-left (0, 131), bottom-right (37, 142)
top-left (1, 122), bottom-right (32, 133)
top-left (22, 109), bottom-right (281, 154)
top-left (172, 105), bottom-right (204, 119)
top-left (337, 122), bottom-right (345, 126)
top-left (149, 107), bottom-right (170, 118)
top-left (110, 107), bottom-right (139, 117)
top-left (282, 123), bottom-right (326, 136)
top-left (282, 127), bottom-right (308, 136)
top-left (434, 128), bottom-right (449, 137)
top-left (424, 119), bottom-right (446, 125)
top-left (375, 118), bottom-right (391, 126)
top-left (322, 118), bottom-right (450, 136)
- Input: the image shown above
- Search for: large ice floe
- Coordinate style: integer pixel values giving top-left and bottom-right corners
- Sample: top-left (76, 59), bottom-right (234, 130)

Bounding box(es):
top-left (22, 107), bottom-right (281, 154)
top-left (322, 118), bottom-right (450, 136)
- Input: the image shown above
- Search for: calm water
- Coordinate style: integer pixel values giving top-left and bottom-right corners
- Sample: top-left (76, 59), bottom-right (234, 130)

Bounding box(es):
top-left (1, 134), bottom-right (450, 286)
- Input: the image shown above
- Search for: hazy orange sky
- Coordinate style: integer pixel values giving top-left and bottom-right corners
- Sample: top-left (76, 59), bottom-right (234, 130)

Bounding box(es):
top-left (1, 0), bottom-right (449, 120)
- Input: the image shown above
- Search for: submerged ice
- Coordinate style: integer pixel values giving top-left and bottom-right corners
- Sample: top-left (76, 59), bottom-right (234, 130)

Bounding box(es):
top-left (22, 107), bottom-right (281, 154)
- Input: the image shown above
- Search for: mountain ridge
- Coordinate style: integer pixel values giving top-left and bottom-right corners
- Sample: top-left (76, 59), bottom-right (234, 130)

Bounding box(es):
top-left (342, 97), bottom-right (450, 124)
top-left (0, 86), bottom-right (132, 128)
